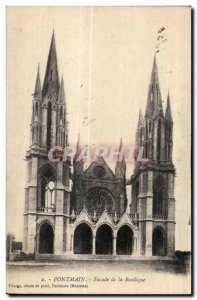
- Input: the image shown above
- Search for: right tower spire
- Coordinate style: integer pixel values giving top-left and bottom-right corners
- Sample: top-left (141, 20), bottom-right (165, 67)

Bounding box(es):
top-left (135, 55), bottom-right (173, 162)
top-left (131, 55), bottom-right (175, 257)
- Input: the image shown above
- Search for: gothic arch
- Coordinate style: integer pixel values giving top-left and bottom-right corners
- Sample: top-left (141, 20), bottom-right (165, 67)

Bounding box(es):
top-left (39, 163), bottom-right (56, 178)
top-left (38, 164), bottom-right (57, 209)
top-left (38, 221), bottom-right (54, 254)
top-left (74, 223), bottom-right (93, 254)
top-left (117, 225), bottom-right (133, 255)
top-left (152, 226), bottom-right (167, 256)
top-left (74, 219), bottom-right (93, 232)
top-left (153, 176), bottom-right (167, 217)
top-left (96, 224), bottom-right (113, 255)
top-left (117, 221), bottom-right (136, 233)
top-left (95, 220), bottom-right (114, 233)
top-left (37, 217), bottom-right (54, 230)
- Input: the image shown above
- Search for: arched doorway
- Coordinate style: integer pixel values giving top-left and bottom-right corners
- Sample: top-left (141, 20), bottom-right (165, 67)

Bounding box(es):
top-left (96, 224), bottom-right (113, 255)
top-left (74, 223), bottom-right (92, 254)
top-left (39, 222), bottom-right (54, 254)
top-left (117, 225), bottom-right (133, 255)
top-left (152, 227), bottom-right (167, 256)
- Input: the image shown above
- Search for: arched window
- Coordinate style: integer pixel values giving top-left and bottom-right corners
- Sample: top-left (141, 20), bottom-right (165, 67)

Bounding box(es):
top-left (144, 142), bottom-right (147, 159)
top-left (146, 121), bottom-right (148, 138)
top-left (140, 127), bottom-right (143, 141)
top-left (47, 102), bottom-right (52, 148)
top-left (32, 104), bottom-right (34, 119)
top-left (169, 126), bottom-right (172, 141)
top-left (149, 140), bottom-right (152, 159)
top-left (39, 166), bottom-right (56, 212)
top-left (44, 181), bottom-right (55, 208)
top-left (60, 106), bottom-right (63, 121)
top-left (149, 120), bottom-right (151, 134)
top-left (35, 102), bottom-right (38, 117)
top-left (152, 227), bottom-right (167, 256)
top-left (32, 127), bottom-right (35, 144)
top-left (63, 132), bottom-right (65, 147)
top-left (153, 176), bottom-right (166, 217)
top-left (59, 130), bottom-right (62, 146)
top-left (157, 119), bottom-right (161, 161)
top-left (134, 182), bottom-right (139, 213)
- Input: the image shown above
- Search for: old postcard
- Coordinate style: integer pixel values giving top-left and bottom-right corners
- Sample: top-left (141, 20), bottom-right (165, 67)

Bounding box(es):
top-left (6, 6), bottom-right (192, 295)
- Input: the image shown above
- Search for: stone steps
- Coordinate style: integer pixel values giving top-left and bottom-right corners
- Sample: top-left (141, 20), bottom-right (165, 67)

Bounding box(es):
top-left (12, 255), bottom-right (187, 274)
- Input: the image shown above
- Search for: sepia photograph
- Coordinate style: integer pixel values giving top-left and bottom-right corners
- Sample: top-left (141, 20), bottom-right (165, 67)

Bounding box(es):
top-left (6, 6), bottom-right (191, 295)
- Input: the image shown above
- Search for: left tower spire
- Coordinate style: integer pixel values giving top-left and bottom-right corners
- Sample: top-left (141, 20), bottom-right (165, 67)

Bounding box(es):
top-left (24, 32), bottom-right (71, 256)
top-left (42, 31), bottom-right (60, 99)
top-left (34, 64), bottom-right (41, 97)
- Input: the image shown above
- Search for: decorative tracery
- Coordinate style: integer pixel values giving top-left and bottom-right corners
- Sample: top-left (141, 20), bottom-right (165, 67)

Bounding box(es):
top-left (85, 188), bottom-right (115, 214)
top-left (39, 165), bottom-right (56, 212)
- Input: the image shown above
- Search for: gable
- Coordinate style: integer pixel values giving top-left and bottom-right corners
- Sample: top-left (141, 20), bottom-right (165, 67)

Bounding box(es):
top-left (84, 156), bottom-right (115, 180)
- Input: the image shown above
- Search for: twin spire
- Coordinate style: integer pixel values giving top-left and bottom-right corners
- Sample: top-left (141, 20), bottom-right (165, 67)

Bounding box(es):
top-left (145, 56), bottom-right (163, 118)
top-left (142, 55), bottom-right (172, 122)
top-left (137, 108), bottom-right (143, 128)
top-left (33, 31), bottom-right (65, 104)
top-left (117, 137), bottom-right (126, 164)
top-left (42, 31), bottom-right (60, 98)
top-left (165, 92), bottom-right (172, 121)
top-left (58, 77), bottom-right (66, 105)
top-left (34, 65), bottom-right (41, 96)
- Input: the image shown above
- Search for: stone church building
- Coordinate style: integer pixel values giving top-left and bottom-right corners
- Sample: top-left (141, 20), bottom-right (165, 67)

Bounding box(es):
top-left (23, 32), bottom-right (175, 258)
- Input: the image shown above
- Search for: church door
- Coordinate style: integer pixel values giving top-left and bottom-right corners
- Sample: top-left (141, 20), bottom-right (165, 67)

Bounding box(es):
top-left (152, 227), bottom-right (166, 256)
top-left (117, 225), bottom-right (133, 255)
top-left (96, 224), bottom-right (113, 255)
top-left (39, 222), bottom-right (54, 254)
top-left (74, 223), bottom-right (93, 254)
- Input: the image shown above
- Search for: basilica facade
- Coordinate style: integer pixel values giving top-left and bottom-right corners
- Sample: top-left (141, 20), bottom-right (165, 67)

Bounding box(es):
top-left (23, 32), bottom-right (175, 258)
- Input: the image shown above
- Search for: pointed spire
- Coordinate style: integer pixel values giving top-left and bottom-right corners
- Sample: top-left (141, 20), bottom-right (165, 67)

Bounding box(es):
top-left (34, 64), bottom-right (41, 97)
top-left (76, 132), bottom-right (81, 154)
top-left (42, 31), bottom-right (60, 98)
top-left (58, 77), bottom-right (66, 104)
top-left (135, 108), bottom-right (143, 145)
top-left (117, 137), bottom-right (126, 164)
top-left (145, 55), bottom-right (163, 118)
top-left (165, 92), bottom-right (173, 121)
top-left (137, 108), bottom-right (143, 128)
top-left (119, 137), bottom-right (123, 151)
